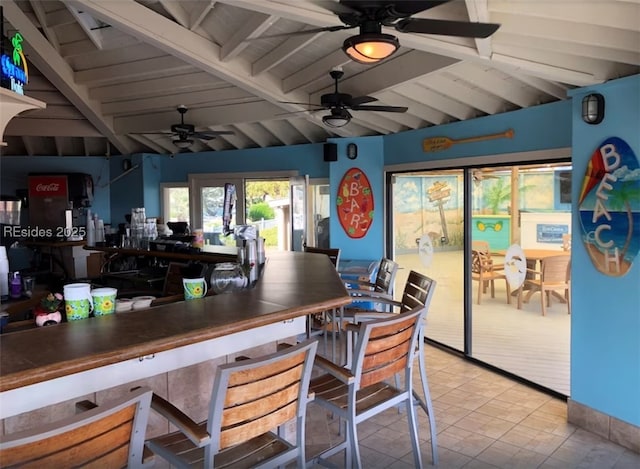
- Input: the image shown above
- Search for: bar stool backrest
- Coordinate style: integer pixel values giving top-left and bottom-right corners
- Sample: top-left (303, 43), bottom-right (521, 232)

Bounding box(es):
top-left (374, 258), bottom-right (399, 295)
top-left (399, 270), bottom-right (436, 313)
top-left (304, 245), bottom-right (341, 270)
top-left (0, 387), bottom-right (152, 468)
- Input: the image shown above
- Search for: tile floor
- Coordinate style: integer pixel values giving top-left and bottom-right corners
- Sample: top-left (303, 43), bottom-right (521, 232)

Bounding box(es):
top-left (304, 342), bottom-right (640, 468)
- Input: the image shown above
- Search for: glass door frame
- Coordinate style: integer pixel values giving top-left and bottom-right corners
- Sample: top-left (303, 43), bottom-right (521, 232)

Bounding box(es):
top-left (188, 171), bottom-right (298, 232)
top-left (385, 147), bottom-right (571, 361)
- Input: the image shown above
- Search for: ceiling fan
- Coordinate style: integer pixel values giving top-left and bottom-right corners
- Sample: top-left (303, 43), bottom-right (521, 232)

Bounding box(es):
top-left (472, 169), bottom-right (501, 184)
top-left (283, 69), bottom-right (408, 127)
top-left (252, 1), bottom-right (500, 64)
top-left (131, 105), bottom-right (234, 149)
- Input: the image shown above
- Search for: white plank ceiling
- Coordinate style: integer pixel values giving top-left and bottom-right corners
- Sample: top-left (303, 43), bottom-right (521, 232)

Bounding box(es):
top-left (1, 0), bottom-right (638, 157)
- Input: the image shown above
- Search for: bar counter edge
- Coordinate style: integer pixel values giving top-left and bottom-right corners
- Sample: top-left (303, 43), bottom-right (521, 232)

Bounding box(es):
top-left (0, 251), bottom-right (350, 419)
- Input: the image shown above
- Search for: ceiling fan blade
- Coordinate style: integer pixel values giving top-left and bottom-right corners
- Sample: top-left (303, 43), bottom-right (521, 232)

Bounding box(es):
top-left (245, 24), bottom-right (354, 41)
top-left (192, 131), bottom-right (235, 139)
top-left (129, 131), bottom-right (173, 135)
top-left (309, 1), bottom-right (362, 16)
top-left (192, 134), bottom-right (214, 141)
top-left (395, 18), bottom-right (500, 38)
top-left (351, 104), bottom-right (408, 113)
top-left (278, 101), bottom-right (326, 108)
top-left (348, 95), bottom-right (378, 106)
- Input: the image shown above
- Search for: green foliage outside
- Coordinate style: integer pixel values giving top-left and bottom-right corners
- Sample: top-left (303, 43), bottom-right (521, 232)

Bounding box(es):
top-left (482, 177), bottom-right (533, 214)
top-left (261, 226), bottom-right (278, 246)
top-left (167, 187), bottom-right (189, 222)
top-left (245, 181), bottom-right (289, 204)
top-left (248, 202), bottom-right (275, 221)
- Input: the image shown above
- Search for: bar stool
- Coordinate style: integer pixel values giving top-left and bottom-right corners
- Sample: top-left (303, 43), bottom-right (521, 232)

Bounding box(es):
top-left (145, 339), bottom-right (318, 468)
top-left (341, 270), bottom-right (439, 465)
top-left (0, 387), bottom-right (153, 468)
top-left (310, 307), bottom-right (426, 468)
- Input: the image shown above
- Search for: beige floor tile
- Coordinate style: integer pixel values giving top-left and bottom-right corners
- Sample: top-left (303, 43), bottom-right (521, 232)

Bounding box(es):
top-left (519, 408), bottom-right (577, 437)
top-left (403, 445), bottom-right (471, 468)
top-left (462, 459), bottom-right (501, 468)
top-left (433, 399), bottom-right (473, 426)
top-left (360, 430), bottom-right (417, 459)
top-left (454, 411), bottom-right (517, 439)
top-left (499, 424), bottom-right (567, 455)
top-left (537, 398), bottom-right (568, 418)
top-left (438, 425), bottom-right (497, 457)
top-left (437, 387), bottom-right (493, 411)
top-left (475, 399), bottom-right (534, 424)
top-left (494, 386), bottom-right (552, 410)
top-left (460, 375), bottom-right (517, 399)
top-left (475, 440), bottom-right (548, 468)
top-left (300, 339), bottom-right (639, 469)
top-left (429, 369), bottom-right (479, 388)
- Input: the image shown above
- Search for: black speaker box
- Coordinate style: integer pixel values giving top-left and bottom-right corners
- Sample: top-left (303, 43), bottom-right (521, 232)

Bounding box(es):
top-left (323, 143), bottom-right (338, 162)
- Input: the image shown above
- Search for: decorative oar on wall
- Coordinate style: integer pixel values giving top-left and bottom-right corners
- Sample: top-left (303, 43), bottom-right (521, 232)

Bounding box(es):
top-left (423, 129), bottom-right (514, 153)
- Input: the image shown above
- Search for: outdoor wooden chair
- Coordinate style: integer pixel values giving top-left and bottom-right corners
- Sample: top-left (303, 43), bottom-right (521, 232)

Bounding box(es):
top-left (518, 255), bottom-right (571, 316)
top-left (145, 339), bottom-right (318, 468)
top-left (0, 387), bottom-right (153, 469)
top-left (471, 248), bottom-right (511, 304)
top-left (310, 306), bottom-right (427, 469)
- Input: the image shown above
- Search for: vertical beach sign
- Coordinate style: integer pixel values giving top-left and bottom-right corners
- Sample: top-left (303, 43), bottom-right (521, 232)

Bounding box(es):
top-left (578, 137), bottom-right (640, 276)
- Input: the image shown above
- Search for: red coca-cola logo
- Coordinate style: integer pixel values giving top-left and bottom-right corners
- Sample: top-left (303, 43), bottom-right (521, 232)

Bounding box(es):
top-left (28, 176), bottom-right (68, 197)
top-left (35, 183), bottom-right (60, 192)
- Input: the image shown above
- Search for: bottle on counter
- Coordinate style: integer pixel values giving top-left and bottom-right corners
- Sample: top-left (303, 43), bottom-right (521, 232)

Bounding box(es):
top-left (10, 271), bottom-right (22, 299)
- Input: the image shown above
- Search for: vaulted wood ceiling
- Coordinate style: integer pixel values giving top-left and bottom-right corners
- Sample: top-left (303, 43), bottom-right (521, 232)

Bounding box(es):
top-left (1, 0), bottom-right (638, 157)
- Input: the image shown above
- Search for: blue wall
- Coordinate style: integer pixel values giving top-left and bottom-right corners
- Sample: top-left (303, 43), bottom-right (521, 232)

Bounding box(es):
top-left (159, 143), bottom-right (329, 183)
top-left (569, 75), bottom-right (640, 426)
top-left (0, 156), bottom-right (111, 223)
top-left (328, 137), bottom-right (385, 261)
top-left (384, 100), bottom-right (572, 164)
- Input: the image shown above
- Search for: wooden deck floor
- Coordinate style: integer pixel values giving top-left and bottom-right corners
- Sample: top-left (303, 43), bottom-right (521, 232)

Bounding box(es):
top-left (394, 251), bottom-right (570, 396)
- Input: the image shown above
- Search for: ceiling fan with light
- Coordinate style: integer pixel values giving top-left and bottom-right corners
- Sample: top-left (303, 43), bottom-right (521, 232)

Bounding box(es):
top-left (283, 69), bottom-right (408, 127)
top-left (252, 1), bottom-right (500, 64)
top-left (130, 105), bottom-right (234, 149)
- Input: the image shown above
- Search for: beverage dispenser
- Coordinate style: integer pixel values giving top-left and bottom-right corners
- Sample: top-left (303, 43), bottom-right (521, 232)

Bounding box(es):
top-left (27, 175), bottom-right (69, 237)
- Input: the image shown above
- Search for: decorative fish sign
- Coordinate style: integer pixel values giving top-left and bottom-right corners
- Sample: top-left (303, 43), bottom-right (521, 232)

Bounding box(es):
top-left (578, 137), bottom-right (640, 277)
top-left (336, 168), bottom-right (374, 239)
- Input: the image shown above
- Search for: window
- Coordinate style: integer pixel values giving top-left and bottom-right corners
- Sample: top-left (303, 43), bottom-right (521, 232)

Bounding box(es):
top-left (161, 183), bottom-right (189, 224)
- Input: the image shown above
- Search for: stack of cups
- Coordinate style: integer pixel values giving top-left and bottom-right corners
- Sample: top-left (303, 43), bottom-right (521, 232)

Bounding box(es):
top-left (257, 237), bottom-right (266, 265)
top-left (0, 246), bottom-right (9, 300)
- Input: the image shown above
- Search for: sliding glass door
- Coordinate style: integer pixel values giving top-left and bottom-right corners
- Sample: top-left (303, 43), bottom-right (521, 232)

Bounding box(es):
top-left (389, 161), bottom-right (572, 395)
top-left (470, 163), bottom-right (572, 395)
top-left (389, 170), bottom-right (465, 352)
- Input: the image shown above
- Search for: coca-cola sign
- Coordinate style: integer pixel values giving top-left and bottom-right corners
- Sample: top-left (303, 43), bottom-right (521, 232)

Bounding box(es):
top-left (28, 176), bottom-right (68, 198)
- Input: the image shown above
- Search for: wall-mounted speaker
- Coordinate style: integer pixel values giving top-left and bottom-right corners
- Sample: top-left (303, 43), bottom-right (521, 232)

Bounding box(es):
top-left (323, 143), bottom-right (338, 162)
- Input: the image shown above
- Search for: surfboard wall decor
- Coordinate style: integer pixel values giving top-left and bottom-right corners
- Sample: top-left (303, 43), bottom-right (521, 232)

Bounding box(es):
top-left (578, 136), bottom-right (640, 277)
top-left (336, 167), bottom-right (374, 239)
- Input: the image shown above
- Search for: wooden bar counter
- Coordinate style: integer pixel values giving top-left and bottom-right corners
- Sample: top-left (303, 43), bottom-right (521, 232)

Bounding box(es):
top-left (0, 251), bottom-right (350, 420)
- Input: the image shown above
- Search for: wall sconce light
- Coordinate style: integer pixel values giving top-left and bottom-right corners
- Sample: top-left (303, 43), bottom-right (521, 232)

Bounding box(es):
top-left (582, 93), bottom-right (605, 125)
